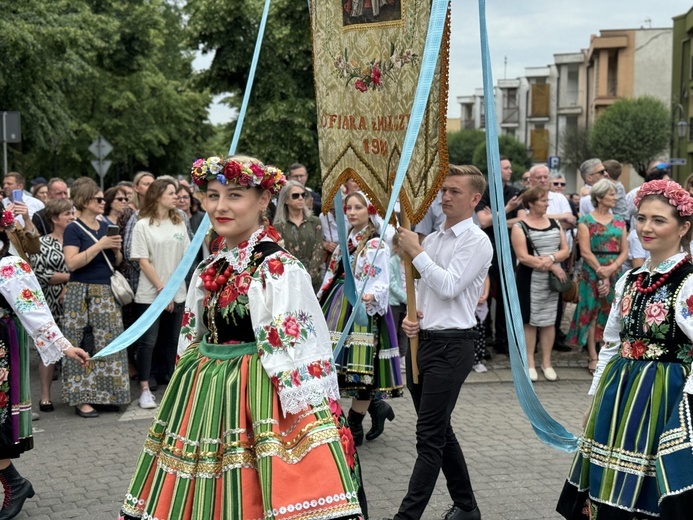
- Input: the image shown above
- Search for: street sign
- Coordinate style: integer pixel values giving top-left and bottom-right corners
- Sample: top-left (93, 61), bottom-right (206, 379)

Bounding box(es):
top-left (91, 159), bottom-right (112, 178)
top-left (89, 136), bottom-right (113, 159)
top-left (548, 156), bottom-right (560, 170)
top-left (1, 112), bottom-right (21, 143)
top-left (670, 158), bottom-right (687, 166)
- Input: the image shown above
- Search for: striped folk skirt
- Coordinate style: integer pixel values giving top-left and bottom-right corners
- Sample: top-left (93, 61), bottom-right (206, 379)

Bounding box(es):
top-left (557, 356), bottom-right (693, 519)
top-left (120, 338), bottom-right (364, 520)
top-left (0, 315), bottom-right (33, 459)
top-left (321, 280), bottom-right (403, 400)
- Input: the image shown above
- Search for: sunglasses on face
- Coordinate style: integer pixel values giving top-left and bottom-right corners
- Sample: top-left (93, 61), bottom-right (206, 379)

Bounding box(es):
top-left (115, 197), bottom-right (129, 202)
top-left (592, 169), bottom-right (607, 176)
top-left (552, 182), bottom-right (566, 187)
top-left (94, 197), bottom-right (105, 204)
top-left (291, 192), bottom-right (307, 200)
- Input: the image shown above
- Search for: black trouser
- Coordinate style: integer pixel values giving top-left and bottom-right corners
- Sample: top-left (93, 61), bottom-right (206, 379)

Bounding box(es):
top-left (395, 333), bottom-right (477, 520)
top-left (135, 302), bottom-right (184, 383)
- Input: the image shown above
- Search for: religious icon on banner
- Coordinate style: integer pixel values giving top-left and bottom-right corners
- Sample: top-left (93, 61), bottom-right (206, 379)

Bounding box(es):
top-left (342, 0), bottom-right (402, 26)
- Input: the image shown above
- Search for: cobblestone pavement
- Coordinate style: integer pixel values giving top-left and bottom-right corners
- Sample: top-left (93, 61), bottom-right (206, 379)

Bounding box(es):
top-left (16, 351), bottom-right (592, 520)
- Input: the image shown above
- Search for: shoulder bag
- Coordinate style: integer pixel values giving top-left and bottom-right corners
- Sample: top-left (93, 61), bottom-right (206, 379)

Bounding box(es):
top-left (518, 220), bottom-right (575, 295)
top-left (74, 221), bottom-right (134, 306)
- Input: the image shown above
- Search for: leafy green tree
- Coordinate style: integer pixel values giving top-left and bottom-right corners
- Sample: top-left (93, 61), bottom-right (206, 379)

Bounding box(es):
top-left (446, 129), bottom-right (485, 166)
top-left (186, 0), bottom-right (321, 189)
top-left (471, 134), bottom-right (531, 180)
top-left (560, 125), bottom-right (591, 178)
top-left (589, 96), bottom-right (670, 178)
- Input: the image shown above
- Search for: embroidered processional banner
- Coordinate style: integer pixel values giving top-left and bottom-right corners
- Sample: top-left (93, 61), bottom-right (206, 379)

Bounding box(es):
top-left (311, 0), bottom-right (450, 223)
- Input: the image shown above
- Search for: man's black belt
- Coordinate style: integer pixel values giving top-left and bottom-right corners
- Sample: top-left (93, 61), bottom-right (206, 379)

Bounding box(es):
top-left (419, 328), bottom-right (479, 340)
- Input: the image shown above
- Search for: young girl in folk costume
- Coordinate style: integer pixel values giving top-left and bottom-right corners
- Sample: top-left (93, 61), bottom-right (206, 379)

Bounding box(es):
top-left (120, 156), bottom-right (365, 520)
top-left (318, 192), bottom-right (403, 445)
top-left (0, 210), bottom-right (89, 520)
top-left (557, 180), bottom-right (693, 520)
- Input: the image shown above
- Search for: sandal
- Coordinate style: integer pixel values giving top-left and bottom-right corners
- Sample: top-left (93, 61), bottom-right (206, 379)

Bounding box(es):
top-left (588, 358), bottom-right (598, 375)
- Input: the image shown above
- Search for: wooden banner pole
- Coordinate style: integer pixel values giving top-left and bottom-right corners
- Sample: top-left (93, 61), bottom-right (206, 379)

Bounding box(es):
top-left (400, 211), bottom-right (419, 384)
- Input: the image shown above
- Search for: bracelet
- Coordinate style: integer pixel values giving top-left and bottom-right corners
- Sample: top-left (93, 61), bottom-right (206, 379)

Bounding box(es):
top-left (549, 254), bottom-right (556, 263)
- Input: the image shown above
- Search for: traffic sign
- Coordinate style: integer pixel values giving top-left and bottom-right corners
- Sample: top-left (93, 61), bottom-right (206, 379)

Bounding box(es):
top-left (89, 136), bottom-right (113, 160)
top-left (548, 156), bottom-right (560, 169)
top-left (1, 112), bottom-right (21, 143)
top-left (670, 158), bottom-right (687, 166)
top-left (91, 160), bottom-right (112, 178)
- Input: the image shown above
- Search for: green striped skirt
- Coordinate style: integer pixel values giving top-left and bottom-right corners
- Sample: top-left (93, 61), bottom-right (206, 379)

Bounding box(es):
top-left (121, 338), bottom-right (363, 520)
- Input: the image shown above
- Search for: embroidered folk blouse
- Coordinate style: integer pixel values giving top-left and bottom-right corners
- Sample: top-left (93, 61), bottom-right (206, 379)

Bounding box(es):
top-left (590, 252), bottom-right (693, 396)
top-left (0, 255), bottom-right (71, 365)
top-left (177, 234), bottom-right (340, 416)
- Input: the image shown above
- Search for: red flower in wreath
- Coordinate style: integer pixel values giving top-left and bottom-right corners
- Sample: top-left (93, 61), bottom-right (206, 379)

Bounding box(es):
top-left (267, 327), bottom-right (282, 348)
top-left (631, 340), bottom-right (647, 359)
top-left (0, 392), bottom-right (8, 408)
top-left (267, 257), bottom-right (284, 276)
top-left (367, 203), bottom-right (377, 216)
top-left (218, 283), bottom-right (238, 308)
top-left (223, 160), bottom-right (241, 179)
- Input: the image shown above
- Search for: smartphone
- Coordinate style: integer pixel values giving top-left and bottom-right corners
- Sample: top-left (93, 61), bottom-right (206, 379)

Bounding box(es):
top-left (106, 225), bottom-right (120, 236)
top-left (11, 190), bottom-right (23, 203)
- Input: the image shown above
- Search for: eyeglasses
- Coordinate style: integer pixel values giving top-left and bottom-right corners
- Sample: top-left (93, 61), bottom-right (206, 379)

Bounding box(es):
top-left (552, 182), bottom-right (566, 187)
top-left (94, 197), bottom-right (105, 204)
top-left (177, 195), bottom-right (190, 201)
top-left (115, 197), bottom-right (129, 202)
top-left (291, 192), bottom-right (307, 200)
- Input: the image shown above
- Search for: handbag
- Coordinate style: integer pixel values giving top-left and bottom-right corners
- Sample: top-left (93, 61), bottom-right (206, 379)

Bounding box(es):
top-left (74, 221), bottom-right (135, 306)
top-left (519, 220), bottom-right (575, 294)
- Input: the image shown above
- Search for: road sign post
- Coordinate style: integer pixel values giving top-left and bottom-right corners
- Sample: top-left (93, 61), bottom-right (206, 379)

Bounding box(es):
top-left (89, 136), bottom-right (113, 190)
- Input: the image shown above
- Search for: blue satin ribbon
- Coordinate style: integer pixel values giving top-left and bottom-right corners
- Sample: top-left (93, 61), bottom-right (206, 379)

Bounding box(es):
top-left (478, 0), bottom-right (578, 452)
top-left (94, 0), bottom-right (274, 358)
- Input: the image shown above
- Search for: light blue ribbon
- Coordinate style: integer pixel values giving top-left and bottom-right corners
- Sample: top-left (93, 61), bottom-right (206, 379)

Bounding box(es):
top-left (95, 0), bottom-right (274, 358)
top-left (478, 0), bottom-right (578, 452)
top-left (332, 0), bottom-right (450, 360)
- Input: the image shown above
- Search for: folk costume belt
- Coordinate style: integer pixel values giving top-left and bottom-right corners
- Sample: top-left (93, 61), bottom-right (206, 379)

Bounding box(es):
top-left (419, 329), bottom-right (479, 341)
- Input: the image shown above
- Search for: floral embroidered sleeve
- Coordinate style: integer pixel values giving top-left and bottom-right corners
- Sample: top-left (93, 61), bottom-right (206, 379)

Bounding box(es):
top-left (177, 261), bottom-right (209, 356)
top-left (249, 251), bottom-right (340, 416)
top-left (589, 271), bottom-right (629, 395)
top-left (0, 256), bottom-right (69, 366)
top-left (674, 274), bottom-right (693, 395)
top-left (354, 238), bottom-right (390, 316)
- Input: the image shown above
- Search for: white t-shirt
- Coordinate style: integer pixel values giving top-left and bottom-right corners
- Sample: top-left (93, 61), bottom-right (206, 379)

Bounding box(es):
top-left (130, 217), bottom-right (190, 304)
top-left (547, 191), bottom-right (572, 216)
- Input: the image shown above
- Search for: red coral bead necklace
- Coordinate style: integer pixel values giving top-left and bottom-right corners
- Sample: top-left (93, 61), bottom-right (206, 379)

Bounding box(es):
top-left (634, 257), bottom-right (688, 294)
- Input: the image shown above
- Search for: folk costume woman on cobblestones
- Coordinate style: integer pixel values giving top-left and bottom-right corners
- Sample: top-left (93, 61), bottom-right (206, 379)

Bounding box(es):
top-left (120, 156), bottom-right (365, 520)
top-left (557, 180), bottom-right (693, 520)
top-left (0, 210), bottom-right (89, 520)
top-left (318, 191), bottom-right (403, 445)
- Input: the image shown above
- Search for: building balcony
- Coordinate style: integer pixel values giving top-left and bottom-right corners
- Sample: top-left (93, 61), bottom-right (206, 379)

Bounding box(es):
top-left (557, 106), bottom-right (583, 115)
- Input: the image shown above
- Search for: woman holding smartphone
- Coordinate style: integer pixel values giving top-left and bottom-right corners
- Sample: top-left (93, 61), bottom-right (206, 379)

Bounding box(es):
top-left (62, 178), bottom-right (130, 418)
top-left (130, 178), bottom-right (190, 409)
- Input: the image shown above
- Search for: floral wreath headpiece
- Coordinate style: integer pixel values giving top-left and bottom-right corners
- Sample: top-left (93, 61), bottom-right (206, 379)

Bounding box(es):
top-left (191, 156), bottom-right (286, 196)
top-left (0, 211), bottom-right (15, 229)
top-left (633, 180), bottom-right (693, 217)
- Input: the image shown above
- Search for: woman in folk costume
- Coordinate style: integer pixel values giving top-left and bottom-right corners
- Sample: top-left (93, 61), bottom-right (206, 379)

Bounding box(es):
top-left (318, 191), bottom-right (403, 445)
top-left (120, 156), bottom-right (366, 520)
top-left (557, 180), bottom-right (693, 520)
top-left (0, 209), bottom-right (89, 520)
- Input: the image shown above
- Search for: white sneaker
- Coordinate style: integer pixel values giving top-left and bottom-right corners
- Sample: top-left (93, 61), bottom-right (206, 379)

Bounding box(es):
top-left (472, 363), bottom-right (488, 373)
top-left (139, 389), bottom-right (157, 409)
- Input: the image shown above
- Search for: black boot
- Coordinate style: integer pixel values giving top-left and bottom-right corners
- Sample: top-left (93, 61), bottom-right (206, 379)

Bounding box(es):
top-left (0, 463), bottom-right (34, 520)
top-left (347, 409), bottom-right (366, 446)
top-left (365, 399), bottom-right (395, 441)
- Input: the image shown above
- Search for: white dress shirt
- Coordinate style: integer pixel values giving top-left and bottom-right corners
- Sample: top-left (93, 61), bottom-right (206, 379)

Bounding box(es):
top-left (412, 217), bottom-right (493, 330)
top-left (547, 191), bottom-right (571, 216)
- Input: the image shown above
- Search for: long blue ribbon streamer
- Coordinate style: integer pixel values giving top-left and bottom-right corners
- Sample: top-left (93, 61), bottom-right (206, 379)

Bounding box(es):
top-left (95, 0), bottom-right (274, 358)
top-left (478, 0), bottom-right (578, 452)
top-left (332, 0), bottom-right (450, 360)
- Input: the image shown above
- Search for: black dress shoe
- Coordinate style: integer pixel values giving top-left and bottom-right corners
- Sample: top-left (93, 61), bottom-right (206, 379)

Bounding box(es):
top-left (443, 505), bottom-right (481, 520)
top-left (75, 406), bottom-right (99, 418)
top-left (39, 401), bottom-right (54, 412)
top-left (553, 342), bottom-right (572, 352)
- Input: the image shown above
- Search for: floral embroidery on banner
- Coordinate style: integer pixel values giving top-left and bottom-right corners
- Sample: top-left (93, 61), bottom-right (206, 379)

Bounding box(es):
top-left (333, 44), bottom-right (419, 93)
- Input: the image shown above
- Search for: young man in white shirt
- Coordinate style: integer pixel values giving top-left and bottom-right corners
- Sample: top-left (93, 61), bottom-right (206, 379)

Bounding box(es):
top-left (388, 165), bottom-right (492, 520)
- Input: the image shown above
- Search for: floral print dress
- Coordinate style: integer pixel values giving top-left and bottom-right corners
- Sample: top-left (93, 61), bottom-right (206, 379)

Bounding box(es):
top-left (568, 213), bottom-right (626, 347)
top-left (0, 255), bottom-right (71, 459)
top-left (558, 253), bottom-right (693, 519)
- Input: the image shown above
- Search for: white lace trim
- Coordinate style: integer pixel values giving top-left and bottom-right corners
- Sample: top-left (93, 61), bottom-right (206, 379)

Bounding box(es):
top-left (378, 347), bottom-right (400, 359)
top-left (277, 377), bottom-right (340, 417)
